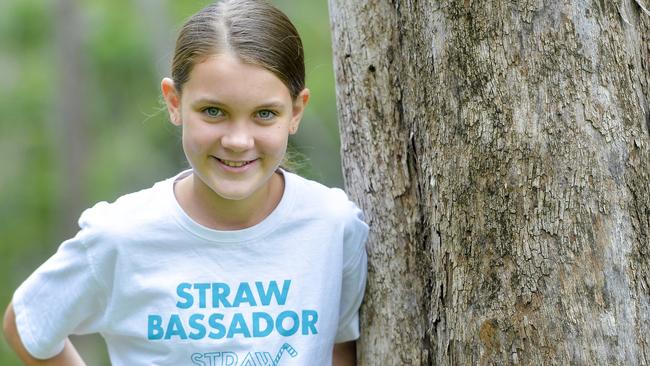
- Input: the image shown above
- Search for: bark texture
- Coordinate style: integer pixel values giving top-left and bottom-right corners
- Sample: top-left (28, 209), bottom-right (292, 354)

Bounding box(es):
top-left (329, 0), bottom-right (650, 364)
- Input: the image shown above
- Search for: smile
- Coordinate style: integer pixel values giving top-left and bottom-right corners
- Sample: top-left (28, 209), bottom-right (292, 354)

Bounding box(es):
top-left (215, 158), bottom-right (257, 168)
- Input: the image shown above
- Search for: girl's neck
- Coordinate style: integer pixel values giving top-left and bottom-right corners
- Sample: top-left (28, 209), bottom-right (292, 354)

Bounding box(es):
top-left (174, 171), bottom-right (285, 231)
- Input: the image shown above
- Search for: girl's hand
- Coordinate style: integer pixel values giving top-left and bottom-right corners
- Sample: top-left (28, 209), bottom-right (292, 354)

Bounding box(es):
top-left (333, 341), bottom-right (357, 366)
top-left (3, 302), bottom-right (87, 366)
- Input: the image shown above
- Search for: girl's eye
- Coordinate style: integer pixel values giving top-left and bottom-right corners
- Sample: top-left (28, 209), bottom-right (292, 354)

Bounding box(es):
top-left (203, 107), bottom-right (223, 118)
top-left (257, 110), bottom-right (277, 120)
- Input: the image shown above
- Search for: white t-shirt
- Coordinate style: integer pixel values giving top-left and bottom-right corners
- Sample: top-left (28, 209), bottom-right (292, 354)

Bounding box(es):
top-left (13, 170), bottom-right (368, 366)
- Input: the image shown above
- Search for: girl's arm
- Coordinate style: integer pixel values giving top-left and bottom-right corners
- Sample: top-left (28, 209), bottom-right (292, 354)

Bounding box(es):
top-left (3, 302), bottom-right (86, 366)
top-left (333, 341), bottom-right (356, 366)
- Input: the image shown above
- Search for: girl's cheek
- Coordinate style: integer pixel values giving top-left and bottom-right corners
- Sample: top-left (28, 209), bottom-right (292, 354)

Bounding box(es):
top-left (182, 128), bottom-right (212, 151)
top-left (188, 122), bottom-right (217, 139)
top-left (259, 127), bottom-right (290, 141)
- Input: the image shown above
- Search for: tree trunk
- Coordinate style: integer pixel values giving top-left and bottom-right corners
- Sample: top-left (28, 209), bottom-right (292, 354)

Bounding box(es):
top-left (132, 0), bottom-right (173, 80)
top-left (329, 0), bottom-right (650, 364)
top-left (54, 0), bottom-right (88, 238)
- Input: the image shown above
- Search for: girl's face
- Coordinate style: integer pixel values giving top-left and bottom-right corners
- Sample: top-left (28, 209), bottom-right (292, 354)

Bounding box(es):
top-left (162, 53), bottom-right (309, 203)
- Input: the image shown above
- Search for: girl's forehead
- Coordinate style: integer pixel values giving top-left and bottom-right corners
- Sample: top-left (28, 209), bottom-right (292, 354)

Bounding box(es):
top-left (183, 54), bottom-right (292, 104)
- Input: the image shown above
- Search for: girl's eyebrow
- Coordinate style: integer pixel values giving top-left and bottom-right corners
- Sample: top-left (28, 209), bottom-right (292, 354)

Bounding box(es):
top-left (192, 98), bottom-right (224, 107)
top-left (192, 98), bottom-right (286, 110)
top-left (256, 101), bottom-right (285, 110)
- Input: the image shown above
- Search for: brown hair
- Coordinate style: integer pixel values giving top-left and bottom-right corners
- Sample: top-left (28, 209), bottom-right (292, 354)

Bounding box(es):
top-left (171, 0), bottom-right (305, 100)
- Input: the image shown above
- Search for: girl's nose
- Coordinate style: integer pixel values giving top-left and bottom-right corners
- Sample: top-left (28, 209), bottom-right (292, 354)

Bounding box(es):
top-left (221, 123), bottom-right (254, 152)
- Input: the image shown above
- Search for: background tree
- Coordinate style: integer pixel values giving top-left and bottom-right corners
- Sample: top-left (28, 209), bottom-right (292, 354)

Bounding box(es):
top-left (329, 0), bottom-right (650, 364)
top-left (54, 0), bottom-right (88, 240)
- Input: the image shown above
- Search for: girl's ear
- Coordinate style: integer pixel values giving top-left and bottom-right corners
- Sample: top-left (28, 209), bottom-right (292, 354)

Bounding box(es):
top-left (161, 78), bottom-right (182, 126)
top-left (289, 88), bottom-right (310, 135)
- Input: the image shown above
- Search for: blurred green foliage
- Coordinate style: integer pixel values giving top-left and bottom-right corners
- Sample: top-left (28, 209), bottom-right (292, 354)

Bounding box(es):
top-left (0, 1), bottom-right (340, 364)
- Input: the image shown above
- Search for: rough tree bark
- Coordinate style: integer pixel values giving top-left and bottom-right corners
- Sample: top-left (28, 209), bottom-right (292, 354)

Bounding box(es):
top-left (329, 0), bottom-right (650, 364)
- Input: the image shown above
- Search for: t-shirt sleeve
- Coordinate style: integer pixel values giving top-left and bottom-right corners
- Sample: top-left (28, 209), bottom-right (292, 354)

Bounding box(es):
top-left (335, 202), bottom-right (369, 343)
top-left (12, 208), bottom-right (111, 360)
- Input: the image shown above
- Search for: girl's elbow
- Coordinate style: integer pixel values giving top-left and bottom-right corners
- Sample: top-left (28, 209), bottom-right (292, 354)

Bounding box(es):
top-left (333, 341), bottom-right (357, 366)
top-left (2, 302), bottom-right (17, 342)
top-left (3, 302), bottom-right (30, 360)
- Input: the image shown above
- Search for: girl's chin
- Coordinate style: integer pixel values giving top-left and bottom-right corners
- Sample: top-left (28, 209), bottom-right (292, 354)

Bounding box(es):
top-left (204, 177), bottom-right (268, 201)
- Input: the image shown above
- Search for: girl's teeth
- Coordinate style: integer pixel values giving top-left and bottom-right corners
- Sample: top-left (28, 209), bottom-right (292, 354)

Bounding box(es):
top-left (222, 160), bottom-right (249, 167)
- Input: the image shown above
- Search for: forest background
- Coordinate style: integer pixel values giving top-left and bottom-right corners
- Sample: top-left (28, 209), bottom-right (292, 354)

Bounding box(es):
top-left (0, 0), bottom-right (339, 364)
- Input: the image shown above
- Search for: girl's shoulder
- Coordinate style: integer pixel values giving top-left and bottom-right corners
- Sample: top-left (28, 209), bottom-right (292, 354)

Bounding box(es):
top-left (77, 175), bottom-right (174, 236)
top-left (284, 172), bottom-right (368, 256)
top-left (284, 171), bottom-right (364, 223)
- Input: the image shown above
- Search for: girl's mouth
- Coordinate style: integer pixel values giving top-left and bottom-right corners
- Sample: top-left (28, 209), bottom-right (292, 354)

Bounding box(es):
top-left (215, 157), bottom-right (257, 168)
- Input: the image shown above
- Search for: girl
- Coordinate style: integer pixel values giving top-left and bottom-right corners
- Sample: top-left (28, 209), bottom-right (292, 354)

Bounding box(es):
top-left (2, 1), bottom-right (368, 365)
